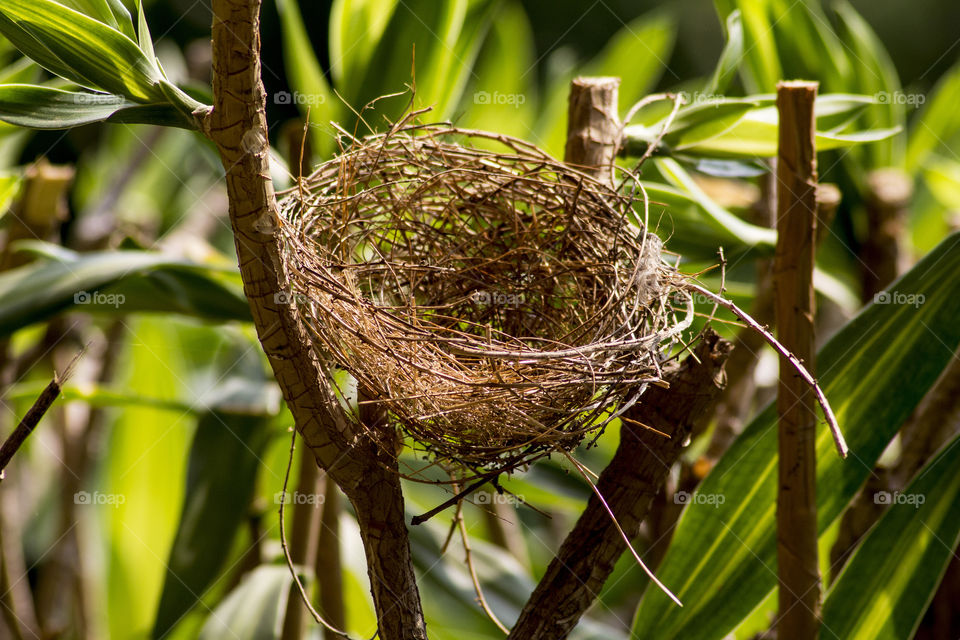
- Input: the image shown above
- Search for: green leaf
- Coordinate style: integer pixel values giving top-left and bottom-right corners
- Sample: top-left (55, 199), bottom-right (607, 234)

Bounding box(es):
top-left (455, 0), bottom-right (537, 140)
top-left (0, 243), bottom-right (250, 337)
top-left (0, 0), bottom-right (163, 101)
top-left (654, 158), bottom-right (776, 250)
top-left (329, 0), bottom-right (400, 88)
top-left (715, 0), bottom-right (780, 92)
top-left (136, 0), bottom-right (158, 68)
top-left (0, 84), bottom-right (187, 129)
top-left (832, 0), bottom-right (905, 167)
top-left (58, 0), bottom-right (136, 40)
top-left (581, 10), bottom-right (676, 112)
top-left (705, 9), bottom-right (743, 95)
top-left (821, 433), bottom-right (960, 640)
top-left (344, 0), bottom-right (498, 124)
top-left (906, 59), bottom-right (960, 173)
top-left (274, 0), bottom-right (338, 157)
top-left (537, 10), bottom-right (676, 156)
top-left (632, 232), bottom-right (960, 639)
top-left (153, 410), bottom-right (274, 638)
top-left (198, 565), bottom-right (294, 640)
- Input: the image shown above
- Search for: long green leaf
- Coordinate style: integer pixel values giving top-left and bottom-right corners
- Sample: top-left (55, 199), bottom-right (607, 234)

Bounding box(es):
top-left (0, 244), bottom-right (250, 336)
top-left (153, 410), bottom-right (274, 638)
top-left (198, 566), bottom-right (293, 640)
top-left (906, 59), bottom-right (960, 173)
top-left (821, 432), bottom-right (960, 640)
top-left (274, 0), bottom-right (338, 157)
top-left (0, 84), bottom-right (185, 129)
top-left (0, 0), bottom-right (163, 101)
top-left (632, 232), bottom-right (960, 639)
top-left (705, 9), bottom-right (743, 95)
top-left (329, 0), bottom-right (399, 88)
top-left (58, 0), bottom-right (135, 40)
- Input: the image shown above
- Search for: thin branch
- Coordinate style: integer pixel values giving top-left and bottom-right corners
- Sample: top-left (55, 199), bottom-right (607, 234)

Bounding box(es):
top-left (0, 346), bottom-right (85, 478)
top-left (684, 283), bottom-right (847, 458)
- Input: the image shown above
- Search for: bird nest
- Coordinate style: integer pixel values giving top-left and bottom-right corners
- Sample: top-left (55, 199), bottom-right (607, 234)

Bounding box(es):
top-left (276, 122), bottom-right (692, 475)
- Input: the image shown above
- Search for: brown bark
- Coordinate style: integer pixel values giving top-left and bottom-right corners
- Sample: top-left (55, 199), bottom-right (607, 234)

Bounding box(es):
top-left (860, 168), bottom-right (912, 302)
top-left (774, 81), bottom-right (821, 640)
top-left (564, 77), bottom-right (620, 187)
top-left (506, 330), bottom-right (731, 639)
top-left (204, 2), bottom-right (424, 638)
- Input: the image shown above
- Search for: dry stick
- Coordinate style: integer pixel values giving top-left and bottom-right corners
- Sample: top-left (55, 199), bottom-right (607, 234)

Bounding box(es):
top-left (453, 496), bottom-right (510, 635)
top-left (686, 283), bottom-right (846, 458)
top-left (0, 347), bottom-right (85, 478)
top-left (562, 451), bottom-right (682, 606)
top-left (278, 429), bottom-right (356, 640)
top-left (774, 80), bottom-right (822, 640)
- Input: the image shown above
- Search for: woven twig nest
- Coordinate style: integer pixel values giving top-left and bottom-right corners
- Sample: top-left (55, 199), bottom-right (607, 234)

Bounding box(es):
top-left (277, 122), bottom-right (692, 475)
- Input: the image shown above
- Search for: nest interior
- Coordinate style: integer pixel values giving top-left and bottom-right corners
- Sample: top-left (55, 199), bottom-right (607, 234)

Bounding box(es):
top-left (277, 123), bottom-right (691, 475)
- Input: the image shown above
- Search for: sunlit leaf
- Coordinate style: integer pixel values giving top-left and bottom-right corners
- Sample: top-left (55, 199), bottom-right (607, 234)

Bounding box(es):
top-left (198, 566), bottom-right (293, 640)
top-left (821, 432), bottom-right (960, 640)
top-left (0, 0), bottom-right (164, 101)
top-left (0, 84), bottom-right (186, 129)
top-left (632, 232), bottom-right (960, 639)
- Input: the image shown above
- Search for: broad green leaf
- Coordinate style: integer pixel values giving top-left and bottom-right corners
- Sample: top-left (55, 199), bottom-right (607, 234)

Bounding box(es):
top-left (632, 232), bottom-right (960, 639)
top-left (0, 0), bottom-right (163, 101)
top-left (923, 156), bottom-right (960, 210)
top-left (624, 95), bottom-right (880, 159)
top-left (821, 432), bottom-right (960, 640)
top-left (0, 243), bottom-right (250, 336)
top-left (767, 0), bottom-right (849, 90)
top-left (674, 105), bottom-right (899, 158)
top-left (58, 0), bottom-right (135, 40)
top-left (198, 566), bottom-right (293, 640)
top-left (0, 84), bottom-right (187, 129)
top-left (103, 317), bottom-right (193, 638)
top-left (630, 99), bottom-right (768, 153)
top-left (906, 59), bottom-right (960, 173)
top-left (153, 411), bottom-right (275, 638)
top-left (274, 0), bottom-right (338, 157)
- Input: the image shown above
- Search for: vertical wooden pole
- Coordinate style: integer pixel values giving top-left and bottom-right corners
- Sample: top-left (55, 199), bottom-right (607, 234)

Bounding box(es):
top-left (774, 80), bottom-right (821, 640)
top-left (564, 76), bottom-right (620, 188)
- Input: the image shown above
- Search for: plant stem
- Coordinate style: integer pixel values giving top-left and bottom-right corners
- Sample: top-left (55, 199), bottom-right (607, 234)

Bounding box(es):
top-left (774, 80), bottom-right (821, 640)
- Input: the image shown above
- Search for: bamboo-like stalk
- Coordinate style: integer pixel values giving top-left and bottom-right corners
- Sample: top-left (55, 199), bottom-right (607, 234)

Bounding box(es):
top-left (774, 80), bottom-right (822, 640)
